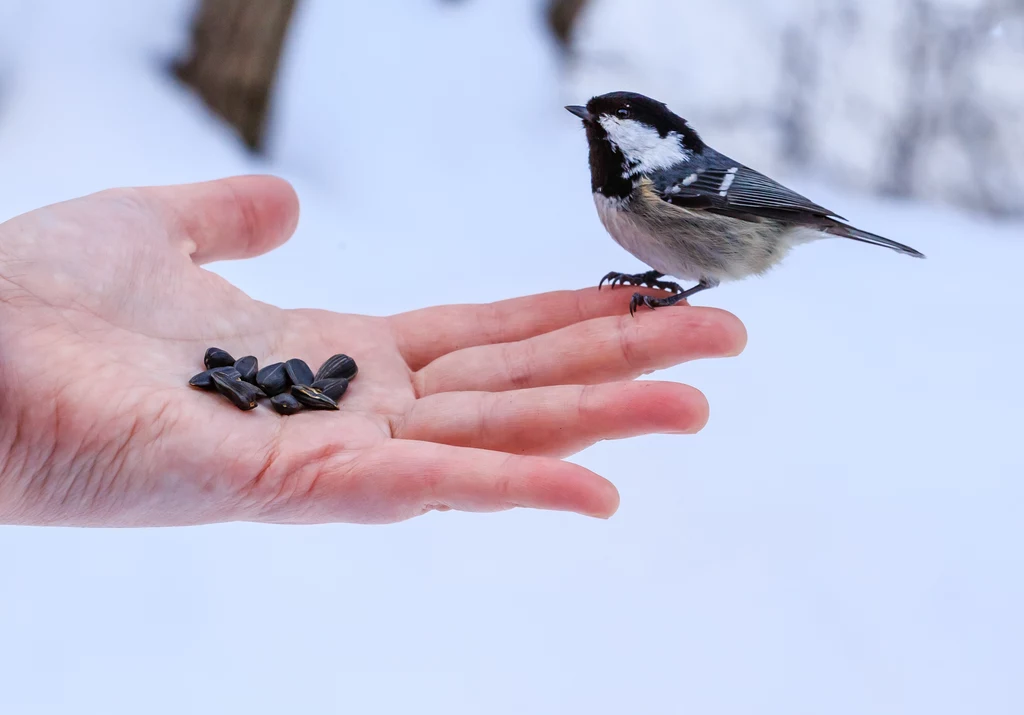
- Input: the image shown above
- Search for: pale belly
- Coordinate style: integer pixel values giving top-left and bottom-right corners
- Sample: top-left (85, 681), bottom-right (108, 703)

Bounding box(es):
top-left (593, 192), bottom-right (800, 283)
top-left (593, 193), bottom-right (709, 281)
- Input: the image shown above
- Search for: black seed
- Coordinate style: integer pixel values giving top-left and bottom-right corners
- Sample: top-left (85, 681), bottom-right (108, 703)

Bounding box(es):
top-left (291, 384), bottom-right (339, 410)
top-left (190, 367), bottom-right (241, 390)
top-left (314, 354), bottom-right (358, 382)
top-left (204, 347), bottom-right (235, 370)
top-left (312, 378), bottom-right (349, 402)
top-left (285, 358), bottom-right (315, 386)
top-left (256, 362), bottom-right (290, 396)
top-left (270, 393), bottom-right (304, 415)
top-left (234, 355), bottom-right (259, 383)
top-left (189, 370), bottom-right (217, 390)
top-left (212, 370), bottom-right (260, 410)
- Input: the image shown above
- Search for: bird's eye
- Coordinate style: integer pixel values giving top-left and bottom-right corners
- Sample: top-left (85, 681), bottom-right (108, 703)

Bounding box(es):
top-left (616, 107), bottom-right (630, 118)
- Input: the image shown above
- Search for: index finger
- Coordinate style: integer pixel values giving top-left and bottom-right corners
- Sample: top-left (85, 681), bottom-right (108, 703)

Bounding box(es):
top-left (390, 285), bottom-right (677, 371)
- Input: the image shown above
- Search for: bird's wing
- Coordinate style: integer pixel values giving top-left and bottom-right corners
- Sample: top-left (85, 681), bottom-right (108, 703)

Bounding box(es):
top-left (651, 157), bottom-right (845, 223)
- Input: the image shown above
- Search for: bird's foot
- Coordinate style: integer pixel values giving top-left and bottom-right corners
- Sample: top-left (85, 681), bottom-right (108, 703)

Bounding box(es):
top-left (629, 292), bottom-right (688, 317)
top-left (627, 279), bottom-right (718, 317)
top-left (599, 270), bottom-right (682, 294)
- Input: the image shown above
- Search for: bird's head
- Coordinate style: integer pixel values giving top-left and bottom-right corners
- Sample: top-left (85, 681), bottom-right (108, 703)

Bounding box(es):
top-left (566, 92), bottom-right (704, 181)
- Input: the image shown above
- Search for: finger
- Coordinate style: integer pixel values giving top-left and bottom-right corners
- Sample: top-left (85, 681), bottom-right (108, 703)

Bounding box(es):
top-left (416, 306), bottom-right (746, 395)
top-left (137, 175), bottom-right (300, 264)
top-left (390, 285), bottom-right (680, 371)
top-left (394, 381), bottom-right (710, 457)
top-left (265, 440), bottom-right (620, 523)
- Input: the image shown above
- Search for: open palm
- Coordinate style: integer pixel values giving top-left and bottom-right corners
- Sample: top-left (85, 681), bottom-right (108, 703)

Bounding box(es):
top-left (0, 176), bottom-right (746, 527)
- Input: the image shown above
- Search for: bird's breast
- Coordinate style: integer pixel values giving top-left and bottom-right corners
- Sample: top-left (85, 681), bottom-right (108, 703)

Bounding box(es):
top-left (593, 192), bottom-right (707, 281)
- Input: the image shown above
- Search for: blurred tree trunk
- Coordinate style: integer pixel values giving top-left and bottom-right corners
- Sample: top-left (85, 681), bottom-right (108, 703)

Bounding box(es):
top-left (547, 0), bottom-right (590, 50)
top-left (444, 0), bottom-right (591, 50)
top-left (174, 0), bottom-right (299, 152)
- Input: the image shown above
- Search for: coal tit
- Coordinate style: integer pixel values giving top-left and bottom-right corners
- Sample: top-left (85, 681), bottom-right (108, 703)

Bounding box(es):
top-left (566, 92), bottom-right (925, 315)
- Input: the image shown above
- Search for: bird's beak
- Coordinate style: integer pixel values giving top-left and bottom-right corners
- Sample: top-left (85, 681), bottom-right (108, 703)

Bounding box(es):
top-left (565, 105), bottom-right (592, 122)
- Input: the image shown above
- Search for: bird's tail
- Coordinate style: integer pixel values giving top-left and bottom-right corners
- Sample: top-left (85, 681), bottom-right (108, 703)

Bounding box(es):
top-left (828, 222), bottom-right (926, 259)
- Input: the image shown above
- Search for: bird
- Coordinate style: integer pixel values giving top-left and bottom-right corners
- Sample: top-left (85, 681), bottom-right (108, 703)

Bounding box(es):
top-left (565, 91), bottom-right (925, 315)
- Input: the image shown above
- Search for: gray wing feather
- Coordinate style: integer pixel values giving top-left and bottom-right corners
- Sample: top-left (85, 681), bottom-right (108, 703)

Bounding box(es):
top-left (651, 153), bottom-right (845, 221)
top-left (647, 152), bottom-right (925, 258)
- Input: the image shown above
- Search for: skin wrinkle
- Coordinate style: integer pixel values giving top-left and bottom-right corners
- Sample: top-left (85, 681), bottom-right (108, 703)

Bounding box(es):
top-left (222, 180), bottom-right (260, 259)
top-left (35, 341), bottom-right (181, 523)
top-left (2, 258), bottom-right (128, 340)
top-left (121, 187), bottom-right (193, 254)
top-left (385, 408), bottom-right (406, 440)
top-left (479, 300), bottom-right (507, 350)
top-left (0, 403), bottom-right (28, 521)
top-left (410, 367), bottom-right (428, 400)
top-left (256, 442), bottom-right (359, 522)
top-left (291, 446), bottom-right (355, 518)
top-left (491, 453), bottom-right (518, 505)
top-left (242, 433), bottom-right (287, 515)
top-left (84, 413), bottom-right (145, 518)
top-left (615, 314), bottom-right (643, 376)
top-left (417, 450), bottom-right (447, 504)
top-left (481, 391), bottom-right (505, 450)
top-left (387, 313), bottom-right (427, 372)
top-left (576, 384), bottom-right (596, 436)
top-left (500, 340), bottom-right (534, 392)
top-left (0, 331), bottom-right (62, 503)
top-left (572, 288), bottom-right (591, 329)
top-left (52, 378), bottom-right (128, 517)
top-left (109, 394), bottom-right (181, 507)
top-left (112, 246), bottom-right (146, 319)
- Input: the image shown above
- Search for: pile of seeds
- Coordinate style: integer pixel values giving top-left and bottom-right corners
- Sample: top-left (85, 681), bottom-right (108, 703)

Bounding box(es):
top-left (188, 347), bottom-right (357, 415)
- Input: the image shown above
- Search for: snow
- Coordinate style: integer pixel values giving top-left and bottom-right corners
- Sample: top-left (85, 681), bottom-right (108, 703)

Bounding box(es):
top-left (1, 1), bottom-right (1023, 713)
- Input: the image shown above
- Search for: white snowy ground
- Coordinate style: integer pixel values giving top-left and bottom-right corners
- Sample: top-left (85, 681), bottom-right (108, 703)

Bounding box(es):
top-left (1, 1), bottom-right (1022, 713)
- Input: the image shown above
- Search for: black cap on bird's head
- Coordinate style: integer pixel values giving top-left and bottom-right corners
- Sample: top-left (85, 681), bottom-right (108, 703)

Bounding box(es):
top-left (565, 91), bottom-right (704, 152)
top-left (566, 91), bottom-right (705, 197)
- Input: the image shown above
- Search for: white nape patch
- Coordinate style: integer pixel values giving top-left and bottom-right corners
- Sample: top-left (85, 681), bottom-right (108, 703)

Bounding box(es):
top-left (682, 173), bottom-right (698, 186)
top-left (598, 115), bottom-right (690, 177)
top-left (718, 167), bottom-right (739, 196)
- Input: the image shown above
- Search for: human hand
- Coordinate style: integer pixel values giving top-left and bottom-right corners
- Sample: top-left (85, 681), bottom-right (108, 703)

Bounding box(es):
top-left (0, 176), bottom-right (746, 527)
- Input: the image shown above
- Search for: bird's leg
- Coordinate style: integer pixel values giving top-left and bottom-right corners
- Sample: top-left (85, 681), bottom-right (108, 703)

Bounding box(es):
top-left (629, 279), bottom-right (718, 316)
top-left (599, 269), bottom-right (682, 294)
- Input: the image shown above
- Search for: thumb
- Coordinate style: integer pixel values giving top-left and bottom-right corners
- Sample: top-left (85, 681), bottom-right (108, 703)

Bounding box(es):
top-left (139, 175), bottom-right (300, 264)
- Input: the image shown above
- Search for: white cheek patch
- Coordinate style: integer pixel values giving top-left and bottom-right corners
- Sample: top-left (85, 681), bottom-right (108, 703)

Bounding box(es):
top-left (598, 116), bottom-right (690, 177)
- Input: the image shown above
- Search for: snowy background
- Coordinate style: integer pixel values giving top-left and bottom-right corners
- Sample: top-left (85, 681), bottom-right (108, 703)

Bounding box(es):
top-left (1, 1), bottom-right (1022, 713)
top-left (570, 0), bottom-right (1024, 217)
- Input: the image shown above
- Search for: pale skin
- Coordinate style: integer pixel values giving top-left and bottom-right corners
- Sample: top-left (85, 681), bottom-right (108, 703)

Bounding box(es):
top-left (0, 175), bottom-right (747, 527)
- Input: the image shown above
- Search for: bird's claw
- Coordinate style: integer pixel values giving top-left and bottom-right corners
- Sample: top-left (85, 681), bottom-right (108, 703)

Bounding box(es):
top-left (599, 270), bottom-right (682, 294)
top-left (629, 292), bottom-right (661, 317)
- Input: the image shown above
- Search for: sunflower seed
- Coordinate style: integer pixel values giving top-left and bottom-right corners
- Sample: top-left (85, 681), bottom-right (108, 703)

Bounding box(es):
top-left (212, 369), bottom-right (261, 410)
top-left (312, 378), bottom-right (349, 402)
top-left (314, 354), bottom-right (358, 382)
top-left (189, 366), bottom-right (241, 390)
top-left (291, 384), bottom-right (339, 410)
top-left (204, 347), bottom-right (236, 370)
top-left (233, 355), bottom-right (259, 383)
top-left (189, 370), bottom-right (217, 390)
top-left (285, 358), bottom-right (315, 386)
top-left (270, 393), bottom-right (304, 415)
top-left (256, 362), bottom-right (290, 396)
